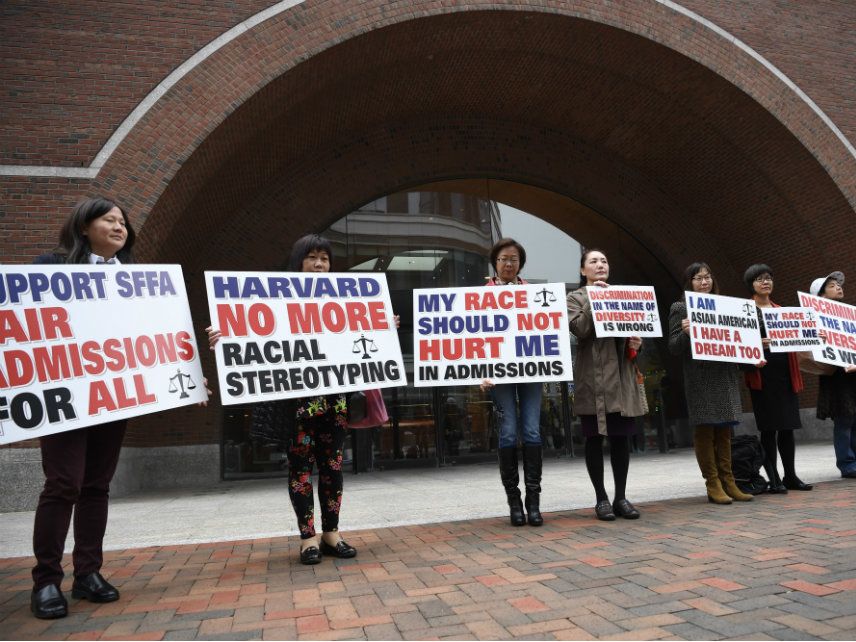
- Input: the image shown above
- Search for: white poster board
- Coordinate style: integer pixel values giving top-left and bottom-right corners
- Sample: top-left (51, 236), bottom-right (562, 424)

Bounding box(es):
top-left (586, 285), bottom-right (663, 338)
top-left (412, 283), bottom-right (573, 386)
top-left (797, 291), bottom-right (856, 367)
top-left (760, 307), bottom-right (822, 353)
top-left (0, 265), bottom-right (207, 445)
top-left (685, 292), bottom-right (764, 364)
top-left (205, 271), bottom-right (405, 405)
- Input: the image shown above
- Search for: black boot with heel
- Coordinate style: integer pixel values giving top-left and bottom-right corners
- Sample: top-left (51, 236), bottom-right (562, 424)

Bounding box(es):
top-left (498, 447), bottom-right (526, 526)
top-left (522, 445), bottom-right (544, 526)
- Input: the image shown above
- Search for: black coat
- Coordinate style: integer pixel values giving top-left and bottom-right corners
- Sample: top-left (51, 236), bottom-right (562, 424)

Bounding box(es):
top-left (817, 370), bottom-right (856, 420)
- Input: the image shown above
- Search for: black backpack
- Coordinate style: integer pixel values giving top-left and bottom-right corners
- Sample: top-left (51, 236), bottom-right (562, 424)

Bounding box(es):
top-left (731, 434), bottom-right (768, 494)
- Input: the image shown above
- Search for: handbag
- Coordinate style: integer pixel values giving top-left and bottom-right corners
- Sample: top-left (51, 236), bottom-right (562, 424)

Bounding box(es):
top-left (348, 389), bottom-right (389, 429)
top-left (347, 391), bottom-right (367, 424)
top-left (797, 351), bottom-right (837, 376)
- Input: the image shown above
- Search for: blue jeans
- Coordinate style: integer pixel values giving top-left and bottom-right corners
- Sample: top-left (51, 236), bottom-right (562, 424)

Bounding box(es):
top-left (491, 383), bottom-right (542, 448)
top-left (833, 416), bottom-right (856, 475)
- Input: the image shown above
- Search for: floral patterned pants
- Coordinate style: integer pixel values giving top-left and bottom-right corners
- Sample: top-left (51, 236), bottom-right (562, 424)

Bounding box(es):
top-left (287, 414), bottom-right (346, 539)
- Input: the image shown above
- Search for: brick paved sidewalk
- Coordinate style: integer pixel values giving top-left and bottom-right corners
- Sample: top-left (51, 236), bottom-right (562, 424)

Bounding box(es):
top-left (2, 481), bottom-right (855, 641)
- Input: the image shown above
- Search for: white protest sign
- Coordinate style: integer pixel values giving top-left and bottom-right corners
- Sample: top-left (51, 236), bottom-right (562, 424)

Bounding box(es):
top-left (0, 265), bottom-right (207, 445)
top-left (586, 285), bottom-right (663, 338)
top-left (412, 283), bottom-right (573, 387)
top-left (685, 292), bottom-right (764, 364)
top-left (760, 307), bottom-right (822, 353)
top-left (797, 291), bottom-right (856, 367)
top-left (205, 271), bottom-right (405, 404)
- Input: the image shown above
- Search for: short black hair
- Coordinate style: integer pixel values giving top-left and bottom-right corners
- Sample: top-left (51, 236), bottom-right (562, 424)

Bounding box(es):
top-left (288, 234), bottom-right (333, 272)
top-left (682, 262), bottom-right (719, 295)
top-left (490, 238), bottom-right (526, 272)
top-left (743, 263), bottom-right (773, 292)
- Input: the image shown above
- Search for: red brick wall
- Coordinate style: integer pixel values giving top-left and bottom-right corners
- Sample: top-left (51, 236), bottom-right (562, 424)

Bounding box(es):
top-left (1, 0), bottom-right (853, 447)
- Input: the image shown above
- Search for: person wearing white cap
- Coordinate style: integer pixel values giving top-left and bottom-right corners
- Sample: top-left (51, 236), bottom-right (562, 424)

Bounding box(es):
top-left (810, 271), bottom-right (856, 478)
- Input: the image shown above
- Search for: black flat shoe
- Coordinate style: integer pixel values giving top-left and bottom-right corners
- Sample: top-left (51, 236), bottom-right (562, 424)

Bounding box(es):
top-left (71, 572), bottom-right (119, 603)
top-left (613, 498), bottom-right (640, 519)
top-left (783, 477), bottom-right (813, 491)
top-left (320, 539), bottom-right (357, 559)
top-left (299, 546), bottom-right (322, 565)
top-left (594, 500), bottom-right (615, 521)
top-left (31, 584), bottom-right (67, 619)
top-left (766, 483), bottom-right (788, 494)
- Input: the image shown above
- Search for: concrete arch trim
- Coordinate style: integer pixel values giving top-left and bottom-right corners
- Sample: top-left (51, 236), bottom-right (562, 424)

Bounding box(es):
top-left (0, 0), bottom-right (852, 187)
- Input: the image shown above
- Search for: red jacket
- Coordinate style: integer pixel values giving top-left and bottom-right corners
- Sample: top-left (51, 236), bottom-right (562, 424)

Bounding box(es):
top-left (744, 301), bottom-right (804, 394)
top-left (485, 276), bottom-right (528, 286)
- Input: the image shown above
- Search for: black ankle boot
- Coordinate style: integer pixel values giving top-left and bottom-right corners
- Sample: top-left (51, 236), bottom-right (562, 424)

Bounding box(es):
top-left (763, 461), bottom-right (788, 494)
top-left (498, 447), bottom-right (525, 526)
top-left (783, 475), bottom-right (813, 491)
top-left (522, 445), bottom-right (544, 526)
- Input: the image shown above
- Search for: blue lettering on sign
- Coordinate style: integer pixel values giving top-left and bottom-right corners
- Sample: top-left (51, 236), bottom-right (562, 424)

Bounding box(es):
top-left (697, 297), bottom-right (716, 310)
top-left (418, 292), bottom-right (456, 312)
top-left (515, 335), bottom-right (558, 357)
top-left (211, 276), bottom-right (381, 299)
top-left (213, 276), bottom-right (239, 298)
top-left (417, 314), bottom-right (509, 335)
top-left (543, 334), bottom-right (559, 355)
top-left (115, 271), bottom-right (177, 298)
top-left (821, 317), bottom-right (841, 330)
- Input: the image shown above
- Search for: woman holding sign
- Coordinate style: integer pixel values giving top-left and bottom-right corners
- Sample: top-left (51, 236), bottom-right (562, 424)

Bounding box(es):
top-left (208, 235), bottom-right (360, 565)
top-left (811, 272), bottom-right (856, 478)
top-left (29, 197), bottom-right (135, 618)
top-left (669, 263), bottom-right (754, 504)
top-left (744, 264), bottom-right (810, 492)
top-left (480, 238), bottom-right (544, 527)
top-left (567, 249), bottom-right (644, 521)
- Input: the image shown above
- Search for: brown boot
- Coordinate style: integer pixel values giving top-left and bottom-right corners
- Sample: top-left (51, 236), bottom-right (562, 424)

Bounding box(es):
top-left (694, 426), bottom-right (731, 504)
top-left (715, 428), bottom-right (753, 501)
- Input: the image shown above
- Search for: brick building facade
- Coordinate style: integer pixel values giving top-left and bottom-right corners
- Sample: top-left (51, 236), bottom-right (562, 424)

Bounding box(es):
top-left (1, 1), bottom-right (854, 508)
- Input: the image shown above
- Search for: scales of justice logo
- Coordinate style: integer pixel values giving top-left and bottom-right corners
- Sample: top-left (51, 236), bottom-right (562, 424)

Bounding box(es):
top-left (168, 368), bottom-right (197, 399)
top-left (353, 334), bottom-right (379, 359)
top-left (533, 287), bottom-right (557, 308)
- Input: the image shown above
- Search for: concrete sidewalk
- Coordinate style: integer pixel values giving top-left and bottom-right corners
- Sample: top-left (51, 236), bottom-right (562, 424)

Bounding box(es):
top-left (0, 443), bottom-right (843, 559)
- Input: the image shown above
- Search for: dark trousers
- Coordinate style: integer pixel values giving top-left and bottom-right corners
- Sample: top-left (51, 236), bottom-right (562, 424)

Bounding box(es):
top-left (287, 416), bottom-right (345, 539)
top-left (32, 421), bottom-right (126, 589)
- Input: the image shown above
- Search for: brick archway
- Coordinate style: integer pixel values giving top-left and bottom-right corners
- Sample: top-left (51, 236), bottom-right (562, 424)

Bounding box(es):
top-left (95, 5), bottom-right (853, 447)
top-left (105, 6), bottom-right (851, 291)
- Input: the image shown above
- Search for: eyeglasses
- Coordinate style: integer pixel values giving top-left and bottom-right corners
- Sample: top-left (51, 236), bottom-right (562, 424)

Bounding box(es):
top-left (497, 257), bottom-right (519, 264)
top-left (754, 276), bottom-right (774, 283)
top-left (692, 275), bottom-right (712, 283)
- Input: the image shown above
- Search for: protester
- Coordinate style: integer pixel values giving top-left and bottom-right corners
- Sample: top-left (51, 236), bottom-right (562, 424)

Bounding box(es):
top-left (744, 264), bottom-right (810, 492)
top-left (29, 197), bottom-right (210, 619)
top-left (567, 249), bottom-right (644, 520)
top-left (480, 238), bottom-right (544, 527)
top-left (669, 262), bottom-right (753, 504)
top-left (810, 272), bottom-right (856, 478)
top-left (208, 234), bottom-right (381, 564)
